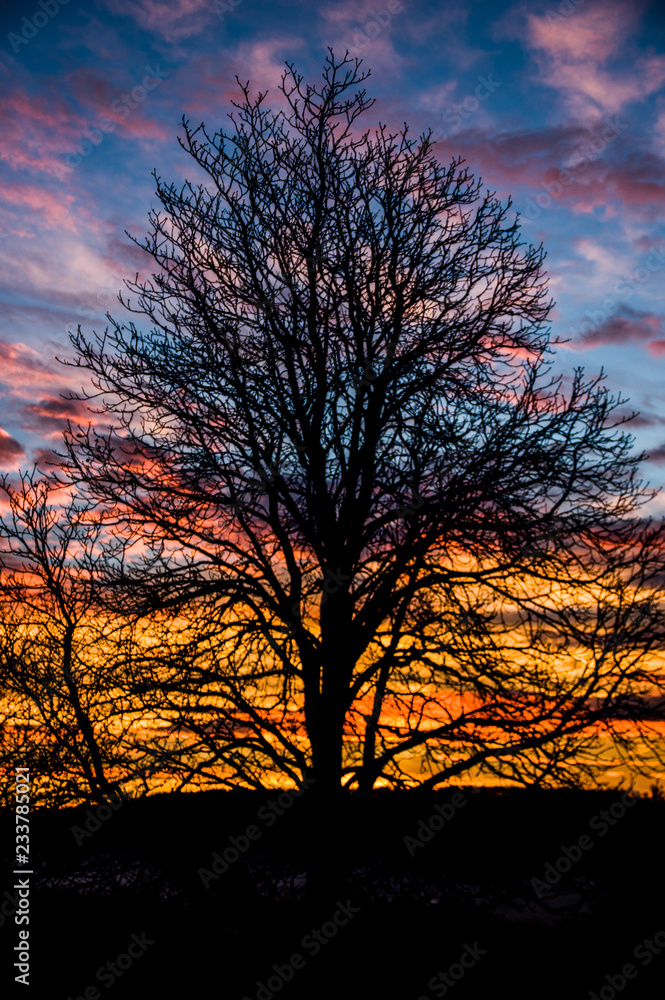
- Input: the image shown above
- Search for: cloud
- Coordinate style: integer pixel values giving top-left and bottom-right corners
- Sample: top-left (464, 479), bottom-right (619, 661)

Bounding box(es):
top-left (0, 231), bottom-right (131, 330)
top-left (447, 122), bottom-right (665, 219)
top-left (103, 0), bottom-right (219, 43)
top-left (65, 66), bottom-right (172, 143)
top-left (654, 99), bottom-right (665, 156)
top-left (602, 150), bottom-right (665, 213)
top-left (102, 235), bottom-right (152, 275)
top-left (0, 301), bottom-right (87, 355)
top-left (0, 341), bottom-right (61, 383)
top-left (525, 1), bottom-right (665, 117)
top-left (578, 307), bottom-right (664, 348)
top-left (646, 444), bottom-right (665, 465)
top-left (0, 70), bottom-right (171, 192)
top-left (0, 180), bottom-right (78, 233)
top-left (183, 38), bottom-right (306, 118)
top-left (0, 342), bottom-right (77, 410)
top-left (450, 120), bottom-right (601, 183)
top-left (528, 2), bottom-right (636, 64)
top-left (0, 87), bottom-right (85, 179)
top-left (0, 430), bottom-right (24, 465)
top-left (20, 397), bottom-right (92, 437)
top-left (415, 80), bottom-right (459, 114)
top-left (318, 0), bottom-right (406, 69)
top-left (613, 408), bottom-right (665, 428)
top-left (33, 447), bottom-right (67, 472)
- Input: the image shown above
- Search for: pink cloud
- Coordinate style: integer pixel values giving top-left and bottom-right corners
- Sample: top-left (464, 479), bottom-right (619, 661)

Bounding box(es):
top-left (0, 180), bottom-right (78, 232)
top-left (101, 235), bottom-right (150, 276)
top-left (103, 0), bottom-right (219, 43)
top-left (33, 447), bottom-right (66, 471)
top-left (0, 348), bottom-right (109, 440)
top-left (0, 88), bottom-right (85, 179)
top-left (527, 3), bottom-right (634, 64)
top-left (183, 38), bottom-right (305, 118)
top-left (604, 153), bottom-right (665, 212)
top-left (65, 67), bottom-right (172, 142)
top-left (525, 1), bottom-right (665, 116)
top-left (654, 99), bottom-right (665, 156)
top-left (578, 309), bottom-right (664, 349)
top-left (0, 341), bottom-right (67, 395)
top-left (647, 340), bottom-right (665, 357)
top-left (319, 0), bottom-right (406, 69)
top-left (0, 72), bottom-right (172, 191)
top-left (445, 123), bottom-right (665, 218)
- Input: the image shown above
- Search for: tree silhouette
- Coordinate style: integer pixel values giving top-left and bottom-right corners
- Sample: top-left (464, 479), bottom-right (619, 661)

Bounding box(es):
top-left (60, 50), bottom-right (665, 844)
top-left (0, 472), bottom-right (195, 807)
top-left (0, 472), bottom-right (127, 804)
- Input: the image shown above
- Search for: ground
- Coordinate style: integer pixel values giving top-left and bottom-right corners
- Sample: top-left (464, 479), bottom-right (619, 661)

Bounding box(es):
top-left (2, 786), bottom-right (663, 998)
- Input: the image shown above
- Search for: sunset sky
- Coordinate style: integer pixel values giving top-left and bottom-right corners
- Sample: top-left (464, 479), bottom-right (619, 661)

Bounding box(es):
top-left (1, 0), bottom-right (665, 504)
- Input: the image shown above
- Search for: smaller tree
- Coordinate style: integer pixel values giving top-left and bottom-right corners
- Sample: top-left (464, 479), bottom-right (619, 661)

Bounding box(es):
top-left (0, 471), bottom-right (132, 805)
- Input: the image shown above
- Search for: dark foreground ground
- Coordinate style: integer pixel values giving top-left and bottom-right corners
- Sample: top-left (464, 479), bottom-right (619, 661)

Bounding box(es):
top-left (2, 786), bottom-right (664, 999)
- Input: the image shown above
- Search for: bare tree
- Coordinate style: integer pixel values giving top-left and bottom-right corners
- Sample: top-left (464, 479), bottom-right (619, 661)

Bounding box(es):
top-left (0, 471), bottom-right (134, 805)
top-left (60, 50), bottom-right (665, 843)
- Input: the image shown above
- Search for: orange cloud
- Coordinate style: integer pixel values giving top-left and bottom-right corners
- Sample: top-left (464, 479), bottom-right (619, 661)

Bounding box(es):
top-left (0, 340), bottom-right (68, 397)
top-left (20, 397), bottom-right (92, 437)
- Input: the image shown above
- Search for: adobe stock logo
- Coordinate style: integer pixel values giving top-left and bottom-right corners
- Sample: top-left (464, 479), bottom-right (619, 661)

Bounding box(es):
top-left (418, 941), bottom-right (488, 999)
top-left (403, 789), bottom-right (475, 856)
top-left (428, 75), bottom-right (501, 142)
top-left (521, 116), bottom-right (628, 220)
top-left (240, 900), bottom-right (361, 1000)
top-left (347, 1), bottom-right (405, 55)
top-left (588, 929), bottom-right (665, 1000)
top-left (6, 0), bottom-right (71, 55)
top-left (61, 65), bottom-right (170, 171)
top-left (570, 242), bottom-right (665, 343)
top-left (213, 0), bottom-right (243, 19)
top-left (65, 932), bottom-right (155, 999)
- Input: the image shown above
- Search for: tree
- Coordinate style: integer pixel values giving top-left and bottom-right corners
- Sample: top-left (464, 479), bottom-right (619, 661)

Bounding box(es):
top-left (61, 50), bottom-right (665, 833)
top-left (0, 472), bottom-right (133, 805)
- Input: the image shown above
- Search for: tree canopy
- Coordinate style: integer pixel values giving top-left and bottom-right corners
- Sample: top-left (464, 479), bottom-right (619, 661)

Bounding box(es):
top-left (3, 51), bottom-right (664, 808)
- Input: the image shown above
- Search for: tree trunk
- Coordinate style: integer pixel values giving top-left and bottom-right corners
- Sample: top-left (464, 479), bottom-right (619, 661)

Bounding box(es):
top-left (305, 709), bottom-right (348, 913)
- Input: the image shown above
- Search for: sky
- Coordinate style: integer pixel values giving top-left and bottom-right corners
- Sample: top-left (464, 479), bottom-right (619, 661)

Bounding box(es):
top-left (1, 0), bottom-right (665, 507)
